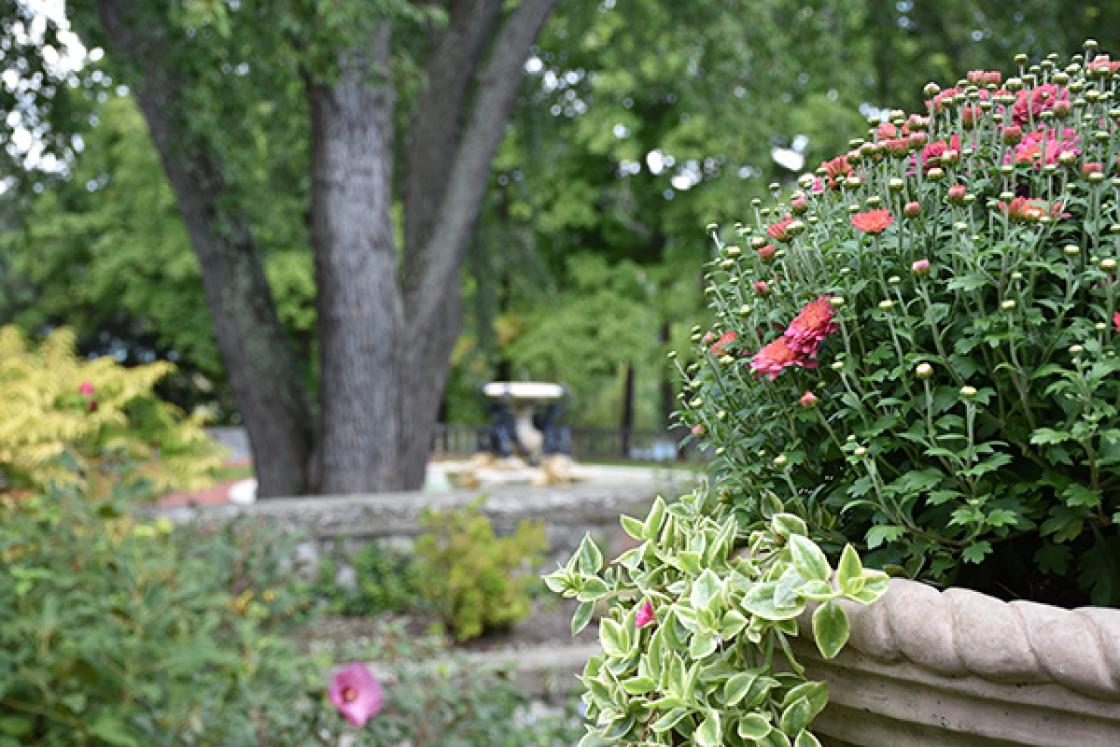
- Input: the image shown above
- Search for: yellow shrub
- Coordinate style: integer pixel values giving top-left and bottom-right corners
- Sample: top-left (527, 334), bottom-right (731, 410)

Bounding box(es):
top-left (0, 325), bottom-right (224, 496)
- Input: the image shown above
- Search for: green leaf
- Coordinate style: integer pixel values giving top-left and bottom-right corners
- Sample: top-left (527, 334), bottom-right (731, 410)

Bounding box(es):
top-left (1062, 483), bottom-right (1101, 509)
top-left (644, 496), bottom-right (667, 539)
top-left (90, 715), bottom-right (140, 747)
top-left (619, 513), bottom-right (645, 540)
top-left (691, 568), bottom-right (723, 610)
top-left (795, 730), bottom-right (823, 747)
top-left (576, 576), bottom-right (610, 601)
top-left (578, 534), bottom-right (604, 574)
top-left (780, 695), bottom-right (813, 735)
top-left (723, 671), bottom-right (759, 706)
top-left (737, 713), bottom-right (772, 739)
top-left (789, 534), bottom-right (830, 581)
top-left (865, 524), bottom-right (905, 549)
top-left (650, 708), bottom-right (688, 733)
top-left (771, 512), bottom-right (808, 537)
top-left (572, 600), bottom-right (595, 636)
top-left (599, 618), bottom-right (626, 658)
top-left (961, 541), bottom-right (992, 564)
top-left (782, 681), bottom-right (828, 720)
top-left (621, 675), bottom-right (656, 694)
top-left (696, 711), bottom-right (721, 747)
top-left (676, 550), bottom-right (702, 575)
top-left (836, 544), bottom-right (863, 595)
top-left (741, 581), bottom-right (806, 621)
top-left (689, 631), bottom-right (718, 659)
top-left (812, 600), bottom-right (850, 659)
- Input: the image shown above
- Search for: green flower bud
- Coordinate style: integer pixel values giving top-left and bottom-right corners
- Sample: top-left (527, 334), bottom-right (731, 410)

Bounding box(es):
top-left (960, 385), bottom-right (978, 398)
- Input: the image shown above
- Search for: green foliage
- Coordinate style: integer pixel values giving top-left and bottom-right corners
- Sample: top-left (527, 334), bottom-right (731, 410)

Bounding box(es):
top-left (313, 542), bottom-right (426, 617)
top-left (545, 498), bottom-right (888, 745)
top-left (324, 619), bottom-right (583, 747)
top-left (414, 498), bottom-right (548, 642)
top-left (685, 45), bottom-right (1120, 606)
top-left (0, 484), bottom-right (322, 745)
top-left (0, 325), bottom-right (223, 496)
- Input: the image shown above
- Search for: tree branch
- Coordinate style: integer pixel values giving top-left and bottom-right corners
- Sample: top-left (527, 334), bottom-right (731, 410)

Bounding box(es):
top-left (402, 0), bottom-right (504, 285)
top-left (404, 0), bottom-right (558, 335)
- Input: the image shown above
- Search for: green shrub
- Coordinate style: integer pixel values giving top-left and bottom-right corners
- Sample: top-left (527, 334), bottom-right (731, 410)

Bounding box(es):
top-left (0, 326), bottom-right (223, 497)
top-left (313, 542), bottom-right (425, 617)
top-left (681, 43), bottom-right (1120, 607)
top-left (547, 502), bottom-right (887, 747)
top-left (321, 619), bottom-right (584, 746)
top-left (0, 484), bottom-right (321, 745)
top-left (414, 498), bottom-right (548, 642)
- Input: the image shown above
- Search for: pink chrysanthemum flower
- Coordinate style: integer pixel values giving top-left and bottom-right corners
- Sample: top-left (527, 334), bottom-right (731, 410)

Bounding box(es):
top-left (709, 330), bottom-right (737, 356)
top-left (1011, 84), bottom-right (1068, 126)
top-left (1009, 127), bottom-right (1080, 166)
top-left (78, 381), bottom-right (95, 396)
top-left (1114, 312), bottom-right (1120, 334)
top-left (784, 296), bottom-right (839, 356)
top-left (851, 209), bottom-right (894, 234)
top-left (767, 215), bottom-right (796, 242)
top-left (328, 663), bottom-right (384, 727)
top-left (750, 337), bottom-right (819, 380)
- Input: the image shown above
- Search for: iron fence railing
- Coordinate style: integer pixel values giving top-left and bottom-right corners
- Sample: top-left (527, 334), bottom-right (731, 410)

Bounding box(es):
top-left (429, 423), bottom-right (703, 463)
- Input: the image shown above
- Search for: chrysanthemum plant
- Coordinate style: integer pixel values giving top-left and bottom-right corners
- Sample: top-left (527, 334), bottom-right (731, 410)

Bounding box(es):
top-left (550, 41), bottom-right (1120, 745)
top-left (681, 40), bottom-right (1120, 608)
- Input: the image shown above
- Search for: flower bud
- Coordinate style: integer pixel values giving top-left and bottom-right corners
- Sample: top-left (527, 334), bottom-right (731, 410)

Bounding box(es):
top-left (799, 390), bottom-right (818, 408)
top-left (904, 201), bottom-right (922, 218)
top-left (738, 304), bottom-right (752, 316)
top-left (960, 385), bottom-right (978, 398)
top-left (1101, 258), bottom-right (1117, 271)
top-left (757, 244), bottom-right (777, 262)
top-left (912, 258), bottom-right (931, 275)
top-left (923, 82), bottom-right (941, 98)
top-left (1001, 125), bottom-right (1022, 145)
top-left (1064, 244), bottom-right (1081, 257)
top-left (853, 446), bottom-right (868, 457)
top-left (1069, 344), bottom-right (1084, 355)
top-left (691, 423), bottom-right (705, 436)
top-left (829, 296), bottom-right (846, 308)
top-left (927, 167), bottom-right (945, 182)
top-left (888, 177), bottom-right (905, 192)
top-left (1001, 299), bottom-right (1016, 311)
top-left (947, 184), bottom-right (966, 204)
top-left (706, 223), bottom-right (719, 233)
top-left (773, 454), bottom-right (788, 468)
top-left (878, 300), bottom-right (894, 311)
top-left (888, 275), bottom-right (901, 285)
top-left (752, 280), bottom-right (770, 296)
top-left (915, 362), bottom-right (933, 379)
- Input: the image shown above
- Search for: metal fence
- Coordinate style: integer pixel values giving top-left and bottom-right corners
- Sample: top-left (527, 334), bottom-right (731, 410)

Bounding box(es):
top-left (429, 423), bottom-right (702, 463)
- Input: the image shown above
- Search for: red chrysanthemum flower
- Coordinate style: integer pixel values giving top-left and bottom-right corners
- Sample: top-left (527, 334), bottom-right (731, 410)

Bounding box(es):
top-left (750, 336), bottom-right (818, 380)
top-left (784, 295), bottom-right (839, 356)
top-left (709, 330), bottom-right (737, 356)
top-left (822, 155), bottom-right (851, 188)
top-left (1011, 84), bottom-right (1068, 127)
top-left (998, 196), bottom-right (1068, 223)
top-left (851, 209), bottom-right (894, 234)
top-left (767, 215), bottom-right (796, 242)
top-left (920, 134), bottom-right (961, 171)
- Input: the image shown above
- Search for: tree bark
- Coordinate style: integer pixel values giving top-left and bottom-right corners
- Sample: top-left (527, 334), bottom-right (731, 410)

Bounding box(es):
top-left (396, 0), bottom-right (559, 487)
top-left (98, 0), bottom-right (314, 497)
top-left (308, 26), bottom-right (407, 493)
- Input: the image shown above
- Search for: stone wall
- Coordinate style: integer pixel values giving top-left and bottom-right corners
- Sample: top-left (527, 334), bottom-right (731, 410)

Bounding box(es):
top-left (153, 474), bottom-right (692, 577)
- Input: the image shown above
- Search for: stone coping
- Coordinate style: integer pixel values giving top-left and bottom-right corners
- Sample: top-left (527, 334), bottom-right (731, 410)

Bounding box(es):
top-left (801, 578), bottom-right (1120, 700)
top-left (150, 473), bottom-right (689, 539)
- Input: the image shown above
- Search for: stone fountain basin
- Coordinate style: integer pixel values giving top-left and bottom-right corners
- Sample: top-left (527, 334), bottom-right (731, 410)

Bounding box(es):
top-left (794, 578), bottom-right (1120, 747)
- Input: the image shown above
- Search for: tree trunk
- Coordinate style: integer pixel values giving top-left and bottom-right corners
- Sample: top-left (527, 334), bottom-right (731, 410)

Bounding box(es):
top-left (309, 28), bottom-right (407, 494)
top-left (621, 363), bottom-right (635, 458)
top-left (98, 0), bottom-right (314, 497)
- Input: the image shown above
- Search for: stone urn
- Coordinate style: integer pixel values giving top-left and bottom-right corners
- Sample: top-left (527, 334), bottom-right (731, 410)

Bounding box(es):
top-left (794, 579), bottom-right (1120, 746)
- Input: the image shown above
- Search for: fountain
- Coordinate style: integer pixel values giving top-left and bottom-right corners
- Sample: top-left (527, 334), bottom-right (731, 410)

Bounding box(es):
top-left (444, 381), bottom-right (580, 489)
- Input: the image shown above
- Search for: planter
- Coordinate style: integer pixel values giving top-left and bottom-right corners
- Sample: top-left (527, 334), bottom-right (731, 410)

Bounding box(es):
top-left (793, 579), bottom-right (1120, 746)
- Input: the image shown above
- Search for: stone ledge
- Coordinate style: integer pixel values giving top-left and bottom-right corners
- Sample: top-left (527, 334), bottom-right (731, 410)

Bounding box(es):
top-left (800, 578), bottom-right (1120, 700)
top-left (151, 474), bottom-right (687, 539)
